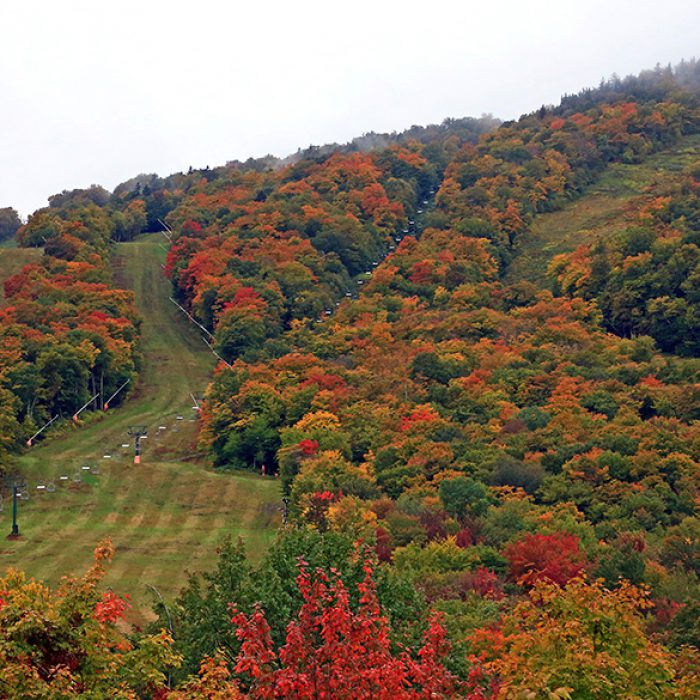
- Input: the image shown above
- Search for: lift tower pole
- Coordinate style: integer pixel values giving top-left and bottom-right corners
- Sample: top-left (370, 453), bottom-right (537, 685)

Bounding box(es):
top-left (128, 426), bottom-right (148, 464)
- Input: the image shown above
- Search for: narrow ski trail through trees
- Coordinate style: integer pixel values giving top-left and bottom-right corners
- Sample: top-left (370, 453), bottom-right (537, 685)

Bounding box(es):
top-left (2, 235), bottom-right (280, 624)
top-left (505, 134), bottom-right (700, 286)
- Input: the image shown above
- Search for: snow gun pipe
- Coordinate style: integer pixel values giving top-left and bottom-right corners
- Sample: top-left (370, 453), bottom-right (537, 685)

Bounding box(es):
top-left (104, 379), bottom-right (130, 410)
top-left (202, 336), bottom-right (232, 368)
top-left (157, 218), bottom-right (173, 233)
top-left (26, 414), bottom-right (59, 446)
top-left (157, 218), bottom-right (173, 241)
top-left (73, 393), bottom-right (100, 422)
top-left (169, 297), bottom-right (215, 339)
top-left (190, 393), bottom-right (200, 409)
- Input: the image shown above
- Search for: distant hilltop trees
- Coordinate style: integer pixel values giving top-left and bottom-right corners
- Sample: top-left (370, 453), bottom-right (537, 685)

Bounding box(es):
top-left (0, 206), bottom-right (21, 241)
top-left (555, 58), bottom-right (700, 114)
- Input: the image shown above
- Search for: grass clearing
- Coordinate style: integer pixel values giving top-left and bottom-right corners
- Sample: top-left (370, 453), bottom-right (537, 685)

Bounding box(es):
top-left (1, 235), bottom-right (281, 624)
top-left (507, 134), bottom-right (700, 285)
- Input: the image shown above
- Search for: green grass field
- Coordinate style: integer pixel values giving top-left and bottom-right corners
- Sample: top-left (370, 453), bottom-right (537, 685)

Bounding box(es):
top-left (1, 235), bottom-right (281, 624)
top-left (507, 134), bottom-right (700, 285)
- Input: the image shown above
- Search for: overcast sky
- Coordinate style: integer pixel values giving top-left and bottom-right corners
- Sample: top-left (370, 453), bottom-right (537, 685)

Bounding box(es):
top-left (1, 0), bottom-right (698, 217)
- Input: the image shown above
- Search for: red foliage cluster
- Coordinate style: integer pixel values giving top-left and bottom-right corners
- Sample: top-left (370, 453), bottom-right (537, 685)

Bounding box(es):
top-left (298, 438), bottom-right (319, 456)
top-left (504, 532), bottom-right (588, 587)
top-left (399, 407), bottom-right (439, 432)
top-left (94, 590), bottom-right (130, 624)
top-left (303, 490), bottom-right (341, 530)
top-left (466, 567), bottom-right (504, 600)
top-left (230, 557), bottom-right (468, 699)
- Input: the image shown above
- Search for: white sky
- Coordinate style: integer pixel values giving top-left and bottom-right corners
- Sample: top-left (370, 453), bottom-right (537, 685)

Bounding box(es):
top-left (1, 0), bottom-right (698, 217)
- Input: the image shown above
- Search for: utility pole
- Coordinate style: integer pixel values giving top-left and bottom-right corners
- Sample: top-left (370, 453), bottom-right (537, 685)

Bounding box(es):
top-left (128, 426), bottom-right (148, 464)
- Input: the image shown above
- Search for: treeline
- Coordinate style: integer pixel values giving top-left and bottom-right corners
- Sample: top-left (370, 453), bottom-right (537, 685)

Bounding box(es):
top-left (0, 198), bottom-right (141, 459)
top-left (0, 207), bottom-right (21, 242)
top-left (556, 58), bottom-right (700, 114)
top-left (438, 97), bottom-right (698, 267)
top-left (267, 114), bottom-right (501, 170)
top-left (0, 110), bottom-right (495, 460)
top-left (4, 530), bottom-right (699, 698)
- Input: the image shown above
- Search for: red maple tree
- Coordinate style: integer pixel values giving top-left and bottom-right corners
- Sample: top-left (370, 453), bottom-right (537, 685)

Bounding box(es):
top-left (230, 556), bottom-right (469, 699)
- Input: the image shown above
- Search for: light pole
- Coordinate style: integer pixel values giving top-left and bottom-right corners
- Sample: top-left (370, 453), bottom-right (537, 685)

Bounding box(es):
top-left (10, 485), bottom-right (19, 537)
top-left (6, 480), bottom-right (26, 538)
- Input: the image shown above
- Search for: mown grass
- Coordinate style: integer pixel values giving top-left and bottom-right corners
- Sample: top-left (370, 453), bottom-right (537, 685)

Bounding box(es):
top-left (507, 134), bottom-right (700, 285)
top-left (1, 235), bottom-right (281, 624)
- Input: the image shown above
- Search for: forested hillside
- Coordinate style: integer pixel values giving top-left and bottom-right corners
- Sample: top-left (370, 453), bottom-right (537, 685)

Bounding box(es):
top-left (0, 198), bottom-right (141, 461)
top-left (1, 61), bottom-right (699, 698)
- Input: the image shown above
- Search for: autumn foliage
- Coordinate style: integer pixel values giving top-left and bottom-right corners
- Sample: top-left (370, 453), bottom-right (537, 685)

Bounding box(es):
top-left (0, 200), bottom-right (141, 454)
top-left (504, 532), bottom-right (588, 587)
top-left (0, 540), bottom-right (177, 698)
top-left (230, 556), bottom-right (464, 699)
top-left (470, 577), bottom-right (700, 699)
top-left (3, 61), bottom-right (700, 698)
